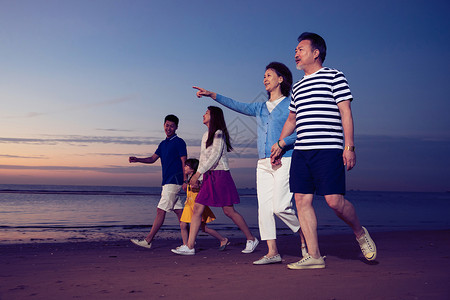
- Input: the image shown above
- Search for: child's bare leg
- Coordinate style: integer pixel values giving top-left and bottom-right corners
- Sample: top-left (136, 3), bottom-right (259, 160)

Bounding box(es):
top-left (202, 223), bottom-right (227, 246)
top-left (173, 209), bottom-right (183, 221)
top-left (180, 222), bottom-right (189, 245)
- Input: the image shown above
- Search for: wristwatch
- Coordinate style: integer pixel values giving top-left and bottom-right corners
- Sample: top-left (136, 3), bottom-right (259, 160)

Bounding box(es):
top-left (344, 145), bottom-right (355, 152)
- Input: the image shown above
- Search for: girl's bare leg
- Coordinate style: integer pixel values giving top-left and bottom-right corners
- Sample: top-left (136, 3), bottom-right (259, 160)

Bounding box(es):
top-left (201, 223), bottom-right (228, 246)
top-left (222, 205), bottom-right (255, 241)
top-left (186, 203), bottom-right (205, 249)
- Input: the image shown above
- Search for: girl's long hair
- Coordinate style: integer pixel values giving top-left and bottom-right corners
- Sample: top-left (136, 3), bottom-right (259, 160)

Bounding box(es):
top-left (206, 106), bottom-right (233, 152)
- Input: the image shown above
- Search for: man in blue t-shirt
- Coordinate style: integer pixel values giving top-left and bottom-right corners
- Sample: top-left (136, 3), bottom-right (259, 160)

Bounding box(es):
top-left (271, 32), bottom-right (377, 269)
top-left (129, 114), bottom-right (187, 249)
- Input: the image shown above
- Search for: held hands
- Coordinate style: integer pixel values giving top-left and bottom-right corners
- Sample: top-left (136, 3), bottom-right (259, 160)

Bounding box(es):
top-left (270, 140), bottom-right (285, 165)
top-left (190, 184), bottom-right (200, 193)
top-left (189, 172), bottom-right (201, 188)
top-left (271, 156), bottom-right (282, 166)
top-left (193, 86), bottom-right (217, 100)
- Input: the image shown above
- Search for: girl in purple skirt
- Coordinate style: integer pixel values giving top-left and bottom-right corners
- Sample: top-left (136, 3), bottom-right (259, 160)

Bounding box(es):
top-left (172, 106), bottom-right (259, 255)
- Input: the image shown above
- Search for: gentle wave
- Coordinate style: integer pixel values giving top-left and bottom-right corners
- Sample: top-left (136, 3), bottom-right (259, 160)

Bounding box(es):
top-left (0, 189), bottom-right (160, 196)
top-left (1, 184), bottom-right (449, 244)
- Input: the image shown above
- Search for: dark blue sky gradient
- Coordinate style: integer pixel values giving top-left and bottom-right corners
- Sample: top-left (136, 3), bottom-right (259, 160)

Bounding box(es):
top-left (0, 0), bottom-right (449, 191)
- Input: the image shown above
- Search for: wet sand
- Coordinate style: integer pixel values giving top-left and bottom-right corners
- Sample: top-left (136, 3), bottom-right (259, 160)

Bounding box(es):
top-left (1, 230), bottom-right (449, 299)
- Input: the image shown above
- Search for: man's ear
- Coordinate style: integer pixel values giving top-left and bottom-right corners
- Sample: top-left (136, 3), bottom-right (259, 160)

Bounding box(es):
top-left (313, 49), bottom-right (320, 60)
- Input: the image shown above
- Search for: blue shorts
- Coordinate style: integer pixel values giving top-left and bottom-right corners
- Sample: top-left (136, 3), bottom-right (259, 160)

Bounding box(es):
top-left (289, 149), bottom-right (346, 196)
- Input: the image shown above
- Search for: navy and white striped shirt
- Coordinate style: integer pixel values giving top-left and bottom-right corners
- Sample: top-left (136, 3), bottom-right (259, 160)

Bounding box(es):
top-left (289, 67), bottom-right (353, 150)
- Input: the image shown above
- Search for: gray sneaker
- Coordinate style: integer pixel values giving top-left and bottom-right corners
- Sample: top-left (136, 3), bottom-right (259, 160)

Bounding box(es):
top-left (357, 226), bottom-right (377, 261)
top-left (287, 255), bottom-right (325, 270)
top-left (130, 239), bottom-right (152, 249)
top-left (253, 254), bottom-right (282, 265)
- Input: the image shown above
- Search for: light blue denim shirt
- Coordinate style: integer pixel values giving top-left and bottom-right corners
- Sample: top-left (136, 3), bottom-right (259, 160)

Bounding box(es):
top-left (215, 94), bottom-right (296, 159)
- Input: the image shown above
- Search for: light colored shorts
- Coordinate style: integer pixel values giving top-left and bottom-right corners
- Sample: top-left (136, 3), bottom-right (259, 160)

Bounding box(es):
top-left (157, 184), bottom-right (184, 212)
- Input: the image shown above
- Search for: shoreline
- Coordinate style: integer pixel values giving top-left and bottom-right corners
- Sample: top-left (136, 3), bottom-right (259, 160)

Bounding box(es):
top-left (1, 229), bottom-right (449, 299)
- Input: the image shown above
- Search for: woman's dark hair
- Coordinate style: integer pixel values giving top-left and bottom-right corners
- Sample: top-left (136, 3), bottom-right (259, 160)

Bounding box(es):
top-left (185, 158), bottom-right (199, 173)
top-left (297, 32), bottom-right (327, 63)
top-left (265, 62), bottom-right (293, 97)
top-left (164, 114), bottom-right (179, 126)
top-left (206, 106), bottom-right (233, 152)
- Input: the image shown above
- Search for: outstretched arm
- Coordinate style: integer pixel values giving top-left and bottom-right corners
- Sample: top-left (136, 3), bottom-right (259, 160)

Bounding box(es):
top-left (193, 86), bottom-right (258, 116)
top-left (193, 86), bottom-right (217, 100)
top-left (129, 153), bottom-right (159, 164)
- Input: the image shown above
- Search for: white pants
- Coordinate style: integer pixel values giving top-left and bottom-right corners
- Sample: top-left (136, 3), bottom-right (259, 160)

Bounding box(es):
top-left (256, 157), bottom-right (300, 240)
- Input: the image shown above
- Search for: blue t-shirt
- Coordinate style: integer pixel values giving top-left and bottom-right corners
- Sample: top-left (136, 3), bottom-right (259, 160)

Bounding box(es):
top-left (155, 134), bottom-right (187, 185)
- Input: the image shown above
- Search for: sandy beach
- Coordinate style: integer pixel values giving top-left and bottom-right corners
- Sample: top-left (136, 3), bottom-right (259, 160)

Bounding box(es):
top-left (1, 229), bottom-right (449, 300)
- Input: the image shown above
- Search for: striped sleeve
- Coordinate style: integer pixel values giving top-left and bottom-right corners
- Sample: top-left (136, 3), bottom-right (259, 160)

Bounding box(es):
top-left (332, 71), bottom-right (353, 103)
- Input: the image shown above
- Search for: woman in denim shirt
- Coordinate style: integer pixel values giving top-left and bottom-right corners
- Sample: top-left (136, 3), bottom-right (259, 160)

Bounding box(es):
top-left (193, 62), bottom-right (306, 265)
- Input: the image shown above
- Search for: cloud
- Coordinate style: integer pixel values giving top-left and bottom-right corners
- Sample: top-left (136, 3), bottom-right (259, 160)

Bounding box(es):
top-left (0, 135), bottom-right (160, 146)
top-left (0, 132), bottom-right (255, 149)
top-left (81, 153), bottom-right (133, 157)
top-left (95, 128), bottom-right (134, 132)
top-left (0, 164), bottom-right (159, 174)
top-left (0, 134), bottom-right (210, 147)
top-left (4, 95), bottom-right (139, 119)
top-left (0, 154), bottom-right (48, 159)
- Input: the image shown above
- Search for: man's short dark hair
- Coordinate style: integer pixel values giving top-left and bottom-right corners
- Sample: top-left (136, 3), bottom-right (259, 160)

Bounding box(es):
top-left (164, 114), bottom-right (179, 126)
top-left (298, 32), bottom-right (327, 63)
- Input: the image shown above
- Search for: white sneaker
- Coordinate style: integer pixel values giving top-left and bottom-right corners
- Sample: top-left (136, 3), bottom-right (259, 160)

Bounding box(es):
top-left (130, 239), bottom-right (152, 249)
top-left (242, 238), bottom-right (259, 254)
top-left (253, 254), bottom-right (282, 265)
top-left (357, 226), bottom-right (377, 261)
top-left (171, 244), bottom-right (195, 256)
top-left (287, 255), bottom-right (325, 270)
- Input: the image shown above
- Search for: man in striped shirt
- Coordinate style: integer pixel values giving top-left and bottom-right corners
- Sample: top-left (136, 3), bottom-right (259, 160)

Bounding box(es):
top-left (271, 32), bottom-right (377, 270)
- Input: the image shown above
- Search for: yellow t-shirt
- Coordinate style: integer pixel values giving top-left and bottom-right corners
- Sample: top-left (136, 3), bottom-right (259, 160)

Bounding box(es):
top-left (180, 185), bottom-right (216, 223)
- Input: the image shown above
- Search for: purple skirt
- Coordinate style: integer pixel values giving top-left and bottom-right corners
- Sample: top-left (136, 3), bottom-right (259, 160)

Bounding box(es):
top-left (195, 170), bottom-right (240, 207)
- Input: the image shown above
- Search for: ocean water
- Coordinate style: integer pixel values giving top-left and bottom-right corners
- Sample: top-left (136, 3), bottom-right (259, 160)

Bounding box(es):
top-left (0, 184), bottom-right (449, 244)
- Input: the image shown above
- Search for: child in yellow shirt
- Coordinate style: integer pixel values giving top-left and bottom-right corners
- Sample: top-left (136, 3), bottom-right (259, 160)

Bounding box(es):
top-left (172, 158), bottom-right (229, 253)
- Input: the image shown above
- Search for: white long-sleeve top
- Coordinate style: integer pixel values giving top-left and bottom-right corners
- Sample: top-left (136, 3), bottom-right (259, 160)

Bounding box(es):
top-left (197, 130), bottom-right (230, 175)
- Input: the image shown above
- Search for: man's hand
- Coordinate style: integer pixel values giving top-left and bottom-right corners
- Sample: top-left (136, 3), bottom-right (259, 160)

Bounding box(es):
top-left (343, 150), bottom-right (356, 171)
top-left (270, 139), bottom-right (285, 164)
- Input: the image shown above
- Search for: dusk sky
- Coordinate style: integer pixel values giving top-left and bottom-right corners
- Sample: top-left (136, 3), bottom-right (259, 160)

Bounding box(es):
top-left (1, 0), bottom-right (449, 192)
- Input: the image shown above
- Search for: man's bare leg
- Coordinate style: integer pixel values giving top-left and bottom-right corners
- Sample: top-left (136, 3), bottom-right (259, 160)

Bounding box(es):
top-left (294, 193), bottom-right (321, 258)
top-left (145, 208), bottom-right (167, 243)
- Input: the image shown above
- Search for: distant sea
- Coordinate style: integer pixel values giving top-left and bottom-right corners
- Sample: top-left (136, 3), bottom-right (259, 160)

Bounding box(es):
top-left (0, 184), bottom-right (449, 244)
